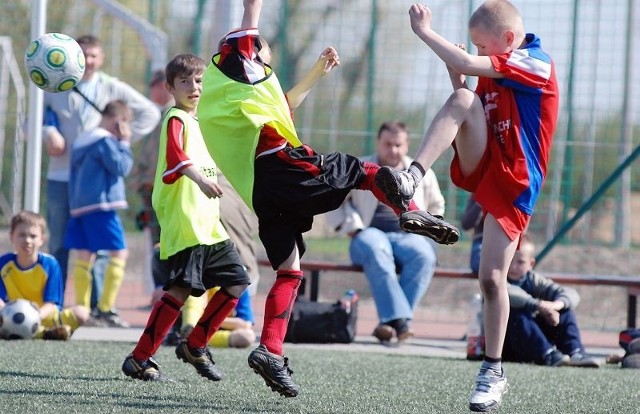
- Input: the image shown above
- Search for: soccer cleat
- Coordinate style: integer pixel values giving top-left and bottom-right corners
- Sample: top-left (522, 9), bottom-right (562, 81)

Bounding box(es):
top-left (122, 354), bottom-right (170, 381)
top-left (469, 370), bottom-right (509, 412)
top-left (43, 325), bottom-right (72, 341)
top-left (175, 340), bottom-right (223, 381)
top-left (399, 211), bottom-right (460, 245)
top-left (568, 352), bottom-right (600, 368)
top-left (248, 345), bottom-right (300, 397)
top-left (374, 166), bottom-right (417, 211)
top-left (372, 324), bottom-right (394, 343)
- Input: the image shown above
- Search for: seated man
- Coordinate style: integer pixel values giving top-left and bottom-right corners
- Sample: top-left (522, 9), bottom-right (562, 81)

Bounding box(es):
top-left (502, 234), bottom-right (599, 368)
top-left (327, 121), bottom-right (444, 344)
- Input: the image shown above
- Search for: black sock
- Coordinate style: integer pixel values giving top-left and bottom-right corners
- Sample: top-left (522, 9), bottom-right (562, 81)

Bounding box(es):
top-left (408, 162), bottom-right (425, 186)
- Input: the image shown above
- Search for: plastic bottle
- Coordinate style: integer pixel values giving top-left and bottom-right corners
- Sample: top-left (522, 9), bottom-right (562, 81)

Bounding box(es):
top-left (466, 293), bottom-right (485, 360)
top-left (340, 289), bottom-right (358, 314)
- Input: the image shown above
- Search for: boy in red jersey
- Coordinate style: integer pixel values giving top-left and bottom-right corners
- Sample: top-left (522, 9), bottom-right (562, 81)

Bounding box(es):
top-left (375, 2), bottom-right (559, 412)
top-left (198, 0), bottom-right (460, 398)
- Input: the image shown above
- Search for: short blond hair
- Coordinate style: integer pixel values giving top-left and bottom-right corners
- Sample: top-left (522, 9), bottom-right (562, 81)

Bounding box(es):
top-left (469, 0), bottom-right (524, 38)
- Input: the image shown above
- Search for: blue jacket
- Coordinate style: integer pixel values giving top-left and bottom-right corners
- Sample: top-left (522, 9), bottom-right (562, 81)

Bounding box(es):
top-left (69, 126), bottom-right (133, 217)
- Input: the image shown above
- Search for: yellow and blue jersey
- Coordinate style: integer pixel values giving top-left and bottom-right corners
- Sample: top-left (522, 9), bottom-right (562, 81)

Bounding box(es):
top-left (0, 252), bottom-right (64, 309)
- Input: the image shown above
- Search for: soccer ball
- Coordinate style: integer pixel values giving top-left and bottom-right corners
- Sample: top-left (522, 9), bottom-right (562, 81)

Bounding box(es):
top-left (0, 299), bottom-right (41, 339)
top-left (24, 32), bottom-right (85, 93)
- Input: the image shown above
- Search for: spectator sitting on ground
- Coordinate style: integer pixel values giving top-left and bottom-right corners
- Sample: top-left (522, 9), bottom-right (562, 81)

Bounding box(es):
top-left (0, 211), bottom-right (89, 340)
top-left (327, 120), bottom-right (445, 344)
top-left (502, 234), bottom-right (600, 368)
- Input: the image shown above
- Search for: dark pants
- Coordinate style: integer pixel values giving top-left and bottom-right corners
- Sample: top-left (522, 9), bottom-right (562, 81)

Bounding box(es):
top-left (502, 308), bottom-right (584, 363)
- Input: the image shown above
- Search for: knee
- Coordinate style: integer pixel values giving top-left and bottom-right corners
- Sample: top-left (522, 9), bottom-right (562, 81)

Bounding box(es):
top-left (74, 305), bottom-right (91, 324)
top-left (447, 88), bottom-right (478, 110)
top-left (478, 270), bottom-right (504, 298)
top-left (229, 328), bottom-right (256, 348)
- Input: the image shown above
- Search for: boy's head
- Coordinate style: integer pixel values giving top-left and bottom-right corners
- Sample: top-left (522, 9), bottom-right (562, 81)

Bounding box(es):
top-left (100, 100), bottom-right (132, 139)
top-left (165, 54), bottom-right (206, 87)
top-left (468, 0), bottom-right (525, 56)
top-left (76, 34), bottom-right (104, 81)
top-left (9, 211), bottom-right (47, 257)
top-left (165, 54), bottom-right (207, 111)
top-left (507, 234), bottom-right (536, 281)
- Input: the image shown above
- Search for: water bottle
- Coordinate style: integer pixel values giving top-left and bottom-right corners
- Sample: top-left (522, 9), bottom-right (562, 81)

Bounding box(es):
top-left (340, 289), bottom-right (358, 314)
top-left (466, 293), bottom-right (485, 360)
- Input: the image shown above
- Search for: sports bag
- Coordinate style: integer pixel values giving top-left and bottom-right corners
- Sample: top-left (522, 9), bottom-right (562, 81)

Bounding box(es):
top-left (284, 297), bottom-right (357, 343)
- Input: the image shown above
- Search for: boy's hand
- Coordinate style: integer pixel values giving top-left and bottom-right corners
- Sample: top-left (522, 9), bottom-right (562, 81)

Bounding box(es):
top-left (316, 47), bottom-right (340, 76)
top-left (44, 128), bottom-right (66, 156)
top-left (409, 3), bottom-right (433, 35)
top-left (116, 121), bottom-right (132, 142)
top-left (197, 177), bottom-right (224, 199)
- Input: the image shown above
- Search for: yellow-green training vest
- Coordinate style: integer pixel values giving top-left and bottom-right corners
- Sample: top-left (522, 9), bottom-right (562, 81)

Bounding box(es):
top-left (197, 54), bottom-right (302, 210)
top-left (152, 107), bottom-right (229, 259)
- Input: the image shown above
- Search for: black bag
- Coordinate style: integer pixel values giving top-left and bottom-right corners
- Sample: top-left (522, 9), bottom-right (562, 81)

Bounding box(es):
top-left (284, 297), bottom-right (357, 343)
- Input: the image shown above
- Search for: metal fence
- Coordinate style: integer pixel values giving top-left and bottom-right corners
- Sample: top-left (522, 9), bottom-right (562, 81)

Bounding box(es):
top-left (1, 0), bottom-right (639, 250)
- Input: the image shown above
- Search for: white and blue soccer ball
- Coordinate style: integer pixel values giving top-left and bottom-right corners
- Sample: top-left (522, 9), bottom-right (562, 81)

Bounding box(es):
top-left (0, 299), bottom-right (41, 339)
top-left (24, 32), bottom-right (85, 93)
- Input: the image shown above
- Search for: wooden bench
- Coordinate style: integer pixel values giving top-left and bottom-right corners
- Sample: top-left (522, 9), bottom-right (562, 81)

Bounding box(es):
top-left (258, 258), bottom-right (640, 329)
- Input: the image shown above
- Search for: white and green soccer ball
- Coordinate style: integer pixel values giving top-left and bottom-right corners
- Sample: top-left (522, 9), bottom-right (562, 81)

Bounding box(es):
top-left (0, 299), bottom-right (41, 339)
top-left (24, 33), bottom-right (85, 93)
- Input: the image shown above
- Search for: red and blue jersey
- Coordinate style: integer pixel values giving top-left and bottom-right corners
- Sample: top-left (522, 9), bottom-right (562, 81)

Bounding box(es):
top-left (479, 33), bottom-right (558, 214)
top-left (460, 33), bottom-right (558, 239)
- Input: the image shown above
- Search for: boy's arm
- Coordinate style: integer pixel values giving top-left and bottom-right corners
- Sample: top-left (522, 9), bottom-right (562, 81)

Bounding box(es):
top-left (180, 165), bottom-right (224, 199)
top-left (409, 4), bottom-right (500, 78)
top-left (241, 0), bottom-right (262, 29)
top-left (286, 47), bottom-right (340, 110)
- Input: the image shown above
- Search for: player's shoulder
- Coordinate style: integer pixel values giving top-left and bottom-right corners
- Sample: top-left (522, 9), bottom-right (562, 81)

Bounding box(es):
top-left (37, 252), bottom-right (61, 269)
top-left (0, 252), bottom-right (16, 268)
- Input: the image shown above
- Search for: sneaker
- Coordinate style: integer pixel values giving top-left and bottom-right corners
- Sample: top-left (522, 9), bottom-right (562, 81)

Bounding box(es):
top-left (122, 354), bottom-right (170, 381)
top-left (399, 211), bottom-right (460, 245)
top-left (374, 166), bottom-right (416, 211)
top-left (175, 340), bottom-right (223, 381)
top-left (568, 352), bottom-right (600, 368)
top-left (43, 325), bottom-right (72, 341)
top-left (543, 349), bottom-right (571, 367)
top-left (372, 324), bottom-right (394, 343)
top-left (247, 345), bottom-right (300, 397)
top-left (469, 370), bottom-right (509, 412)
top-left (93, 309), bottom-right (131, 328)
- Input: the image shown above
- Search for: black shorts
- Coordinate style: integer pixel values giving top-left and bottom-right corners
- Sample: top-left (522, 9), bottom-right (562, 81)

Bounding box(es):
top-left (161, 239), bottom-right (250, 297)
top-left (253, 145), bottom-right (365, 269)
